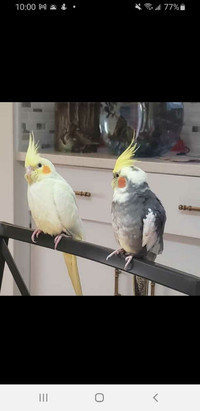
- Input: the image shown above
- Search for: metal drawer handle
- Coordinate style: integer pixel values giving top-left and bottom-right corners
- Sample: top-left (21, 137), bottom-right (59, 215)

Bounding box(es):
top-left (179, 205), bottom-right (200, 212)
top-left (75, 191), bottom-right (91, 197)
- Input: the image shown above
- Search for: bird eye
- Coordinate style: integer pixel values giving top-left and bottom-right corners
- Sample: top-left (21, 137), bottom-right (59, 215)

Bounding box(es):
top-left (38, 163), bottom-right (42, 168)
top-left (115, 173), bottom-right (119, 178)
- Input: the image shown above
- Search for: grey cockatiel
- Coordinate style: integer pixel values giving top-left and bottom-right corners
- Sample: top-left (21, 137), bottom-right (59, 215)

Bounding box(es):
top-left (107, 135), bottom-right (166, 296)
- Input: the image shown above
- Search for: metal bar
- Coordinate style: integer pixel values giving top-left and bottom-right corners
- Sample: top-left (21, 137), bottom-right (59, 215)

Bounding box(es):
top-left (114, 268), bottom-right (121, 296)
top-left (0, 237), bottom-right (8, 290)
top-left (1, 238), bottom-right (30, 296)
top-left (1, 221), bottom-right (200, 295)
top-left (151, 282), bottom-right (155, 296)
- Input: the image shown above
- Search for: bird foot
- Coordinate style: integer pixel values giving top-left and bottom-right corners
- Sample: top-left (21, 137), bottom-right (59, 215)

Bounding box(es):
top-left (106, 248), bottom-right (125, 261)
top-left (54, 233), bottom-right (71, 250)
top-left (124, 254), bottom-right (134, 270)
top-left (31, 229), bottom-right (42, 243)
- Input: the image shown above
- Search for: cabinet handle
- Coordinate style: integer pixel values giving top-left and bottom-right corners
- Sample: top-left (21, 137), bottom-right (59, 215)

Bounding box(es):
top-left (74, 191), bottom-right (91, 197)
top-left (178, 204), bottom-right (200, 212)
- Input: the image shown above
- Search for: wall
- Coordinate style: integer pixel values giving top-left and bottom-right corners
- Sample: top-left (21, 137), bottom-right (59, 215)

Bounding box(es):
top-left (181, 102), bottom-right (200, 155)
top-left (17, 102), bottom-right (200, 157)
top-left (0, 103), bottom-right (14, 295)
top-left (17, 102), bottom-right (55, 152)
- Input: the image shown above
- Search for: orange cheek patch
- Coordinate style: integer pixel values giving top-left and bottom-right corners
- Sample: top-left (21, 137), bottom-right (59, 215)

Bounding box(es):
top-left (118, 176), bottom-right (127, 188)
top-left (42, 165), bottom-right (51, 174)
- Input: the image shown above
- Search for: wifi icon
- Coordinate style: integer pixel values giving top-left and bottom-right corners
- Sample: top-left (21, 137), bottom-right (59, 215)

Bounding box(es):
top-left (144, 3), bottom-right (153, 9)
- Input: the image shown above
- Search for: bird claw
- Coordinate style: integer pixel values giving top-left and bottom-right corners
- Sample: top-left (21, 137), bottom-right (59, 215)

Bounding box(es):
top-left (54, 233), bottom-right (71, 250)
top-left (106, 248), bottom-right (125, 261)
top-left (106, 248), bottom-right (134, 270)
top-left (31, 229), bottom-right (42, 243)
top-left (124, 254), bottom-right (134, 270)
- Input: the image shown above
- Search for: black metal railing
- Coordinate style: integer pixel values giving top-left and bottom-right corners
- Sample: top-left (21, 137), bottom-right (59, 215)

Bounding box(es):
top-left (0, 221), bottom-right (200, 296)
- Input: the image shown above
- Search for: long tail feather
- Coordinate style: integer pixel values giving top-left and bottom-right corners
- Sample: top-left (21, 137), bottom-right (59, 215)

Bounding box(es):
top-left (63, 253), bottom-right (83, 296)
top-left (134, 276), bottom-right (149, 296)
top-left (133, 252), bottom-right (157, 296)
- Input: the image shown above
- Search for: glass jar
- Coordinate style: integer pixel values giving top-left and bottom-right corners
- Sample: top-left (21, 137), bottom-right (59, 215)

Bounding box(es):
top-left (99, 102), bottom-right (184, 157)
top-left (55, 102), bottom-right (101, 153)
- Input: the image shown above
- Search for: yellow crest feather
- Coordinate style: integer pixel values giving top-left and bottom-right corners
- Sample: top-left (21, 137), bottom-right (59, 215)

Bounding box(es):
top-left (25, 132), bottom-right (41, 167)
top-left (113, 130), bottom-right (138, 173)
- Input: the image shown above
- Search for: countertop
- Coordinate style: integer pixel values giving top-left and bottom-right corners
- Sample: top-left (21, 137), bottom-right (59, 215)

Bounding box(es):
top-left (16, 151), bottom-right (200, 177)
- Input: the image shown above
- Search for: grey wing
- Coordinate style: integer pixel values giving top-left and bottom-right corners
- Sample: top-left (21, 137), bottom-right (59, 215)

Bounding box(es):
top-left (111, 202), bottom-right (123, 246)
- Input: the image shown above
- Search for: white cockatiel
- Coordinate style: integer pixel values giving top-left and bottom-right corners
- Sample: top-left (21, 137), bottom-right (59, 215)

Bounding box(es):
top-left (24, 132), bottom-right (83, 295)
top-left (107, 133), bottom-right (166, 296)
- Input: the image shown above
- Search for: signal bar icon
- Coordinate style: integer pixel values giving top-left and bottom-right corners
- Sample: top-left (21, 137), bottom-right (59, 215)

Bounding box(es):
top-left (155, 4), bottom-right (161, 10)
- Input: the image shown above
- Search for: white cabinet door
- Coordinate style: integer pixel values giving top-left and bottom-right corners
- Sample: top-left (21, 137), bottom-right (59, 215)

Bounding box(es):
top-left (56, 165), bottom-right (113, 224)
top-left (147, 173), bottom-right (200, 239)
top-left (155, 233), bottom-right (200, 295)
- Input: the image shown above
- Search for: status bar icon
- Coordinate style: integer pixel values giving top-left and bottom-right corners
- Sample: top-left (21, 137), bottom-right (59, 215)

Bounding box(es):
top-left (135, 3), bottom-right (142, 10)
top-left (144, 3), bottom-right (153, 10)
top-left (39, 4), bottom-right (47, 10)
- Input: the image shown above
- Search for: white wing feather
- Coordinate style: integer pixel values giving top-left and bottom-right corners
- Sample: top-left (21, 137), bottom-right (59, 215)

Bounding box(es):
top-left (142, 208), bottom-right (157, 252)
top-left (53, 177), bottom-right (84, 240)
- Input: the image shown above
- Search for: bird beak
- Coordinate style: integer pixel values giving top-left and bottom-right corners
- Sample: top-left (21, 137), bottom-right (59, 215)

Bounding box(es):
top-left (25, 166), bottom-right (33, 183)
top-left (111, 178), bottom-right (116, 189)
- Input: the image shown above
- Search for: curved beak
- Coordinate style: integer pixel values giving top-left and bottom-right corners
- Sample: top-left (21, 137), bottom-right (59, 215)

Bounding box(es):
top-left (25, 166), bottom-right (33, 183)
top-left (111, 178), bottom-right (117, 189)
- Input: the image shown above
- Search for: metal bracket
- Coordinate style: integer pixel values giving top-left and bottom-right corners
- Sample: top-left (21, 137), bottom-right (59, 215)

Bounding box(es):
top-left (0, 238), bottom-right (30, 295)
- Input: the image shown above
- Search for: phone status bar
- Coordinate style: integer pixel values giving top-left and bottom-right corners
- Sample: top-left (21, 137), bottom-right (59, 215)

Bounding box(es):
top-left (12, 1), bottom-right (190, 15)
top-left (15, 3), bottom-right (78, 11)
top-left (134, 2), bottom-right (186, 10)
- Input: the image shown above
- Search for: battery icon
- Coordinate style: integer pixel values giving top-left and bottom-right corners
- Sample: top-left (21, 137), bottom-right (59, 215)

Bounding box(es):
top-left (180, 3), bottom-right (185, 10)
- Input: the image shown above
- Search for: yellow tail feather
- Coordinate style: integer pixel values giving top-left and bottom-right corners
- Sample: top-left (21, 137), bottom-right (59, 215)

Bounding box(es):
top-left (63, 253), bottom-right (83, 296)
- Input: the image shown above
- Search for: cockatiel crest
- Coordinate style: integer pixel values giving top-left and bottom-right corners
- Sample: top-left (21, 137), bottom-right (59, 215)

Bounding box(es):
top-left (25, 131), bottom-right (41, 168)
top-left (113, 131), bottom-right (138, 174)
top-left (25, 132), bottom-right (55, 184)
top-left (112, 131), bottom-right (144, 191)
